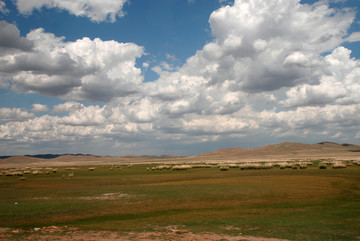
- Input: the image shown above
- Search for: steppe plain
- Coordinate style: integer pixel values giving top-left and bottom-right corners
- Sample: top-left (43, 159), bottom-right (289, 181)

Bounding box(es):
top-left (1, 142), bottom-right (360, 240)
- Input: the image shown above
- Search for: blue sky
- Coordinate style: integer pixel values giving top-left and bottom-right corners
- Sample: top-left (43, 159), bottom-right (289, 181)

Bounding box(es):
top-left (0, 0), bottom-right (360, 156)
top-left (0, 0), bottom-right (226, 108)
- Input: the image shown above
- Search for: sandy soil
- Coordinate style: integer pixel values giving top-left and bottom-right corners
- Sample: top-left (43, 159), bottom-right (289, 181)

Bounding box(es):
top-left (0, 226), bottom-right (291, 241)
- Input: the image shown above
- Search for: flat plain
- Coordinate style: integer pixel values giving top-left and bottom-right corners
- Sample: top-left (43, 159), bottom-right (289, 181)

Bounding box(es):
top-left (1, 142), bottom-right (360, 240)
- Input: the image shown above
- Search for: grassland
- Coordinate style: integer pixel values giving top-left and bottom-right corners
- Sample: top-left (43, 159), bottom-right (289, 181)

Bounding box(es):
top-left (1, 162), bottom-right (360, 240)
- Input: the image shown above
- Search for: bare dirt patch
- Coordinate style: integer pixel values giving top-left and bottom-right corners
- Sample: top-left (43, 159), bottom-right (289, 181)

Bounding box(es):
top-left (0, 226), bottom-right (291, 241)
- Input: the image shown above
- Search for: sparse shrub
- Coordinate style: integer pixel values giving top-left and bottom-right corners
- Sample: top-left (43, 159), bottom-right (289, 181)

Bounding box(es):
top-left (228, 164), bottom-right (239, 168)
top-left (239, 164), bottom-right (248, 170)
top-left (319, 160), bottom-right (333, 166)
top-left (191, 164), bottom-right (213, 168)
top-left (286, 163), bottom-right (293, 168)
top-left (353, 160), bottom-right (360, 166)
top-left (151, 165), bottom-right (172, 171)
top-left (219, 166), bottom-right (229, 171)
top-left (172, 165), bottom-right (192, 171)
top-left (263, 163), bottom-right (273, 169)
top-left (332, 161), bottom-right (346, 169)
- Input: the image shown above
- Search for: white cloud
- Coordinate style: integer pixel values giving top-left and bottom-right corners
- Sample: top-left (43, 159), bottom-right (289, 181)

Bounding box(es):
top-left (165, 53), bottom-right (177, 61)
top-left (0, 25), bottom-right (144, 102)
top-left (346, 32), bottom-right (360, 42)
top-left (142, 62), bottom-right (149, 70)
top-left (280, 47), bottom-right (360, 107)
top-left (60, 105), bottom-right (107, 126)
top-left (52, 102), bottom-right (84, 113)
top-left (178, 0), bottom-right (355, 92)
top-left (15, 0), bottom-right (128, 22)
top-left (182, 113), bottom-right (255, 134)
top-left (122, 98), bottom-right (160, 123)
top-left (1, 0), bottom-right (360, 155)
top-left (259, 104), bottom-right (360, 137)
top-left (146, 0), bottom-right (358, 114)
top-left (283, 52), bottom-right (310, 67)
top-left (0, 107), bottom-right (34, 122)
top-left (31, 104), bottom-right (49, 113)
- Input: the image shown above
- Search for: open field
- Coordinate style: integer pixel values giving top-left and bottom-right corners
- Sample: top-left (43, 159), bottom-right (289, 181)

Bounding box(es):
top-left (1, 159), bottom-right (360, 240)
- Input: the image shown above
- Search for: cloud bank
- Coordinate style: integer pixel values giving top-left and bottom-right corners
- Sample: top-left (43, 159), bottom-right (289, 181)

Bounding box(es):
top-left (1, 0), bottom-right (360, 155)
top-left (0, 23), bottom-right (144, 102)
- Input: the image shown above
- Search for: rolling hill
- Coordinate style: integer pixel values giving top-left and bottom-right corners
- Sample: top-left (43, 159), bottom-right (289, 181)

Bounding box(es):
top-left (192, 142), bottom-right (360, 160)
top-left (1, 142), bottom-right (360, 168)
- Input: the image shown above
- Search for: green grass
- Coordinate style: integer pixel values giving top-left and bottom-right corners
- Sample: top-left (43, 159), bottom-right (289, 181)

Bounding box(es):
top-left (1, 164), bottom-right (360, 240)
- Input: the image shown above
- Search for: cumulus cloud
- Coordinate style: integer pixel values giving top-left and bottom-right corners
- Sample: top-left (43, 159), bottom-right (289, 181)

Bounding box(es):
top-left (0, 107), bottom-right (34, 122)
top-left (31, 104), bottom-right (49, 113)
top-left (259, 104), bottom-right (360, 137)
top-left (0, 25), bottom-right (144, 102)
top-left (142, 62), bottom-right (150, 70)
top-left (1, 0), bottom-right (360, 155)
top-left (15, 0), bottom-right (128, 22)
top-left (280, 47), bottom-right (360, 107)
top-left (178, 0), bottom-right (354, 93)
top-left (60, 105), bottom-right (107, 126)
top-left (145, 0), bottom-right (358, 116)
top-left (0, 21), bottom-right (34, 54)
top-left (52, 102), bottom-right (84, 113)
top-left (181, 112), bottom-right (256, 135)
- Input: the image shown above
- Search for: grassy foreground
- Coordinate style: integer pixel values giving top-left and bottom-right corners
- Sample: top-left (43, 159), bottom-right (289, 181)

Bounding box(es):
top-left (1, 163), bottom-right (360, 240)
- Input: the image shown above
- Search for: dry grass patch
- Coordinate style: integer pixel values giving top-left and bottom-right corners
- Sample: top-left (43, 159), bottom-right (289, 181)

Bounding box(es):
top-left (1, 164), bottom-right (359, 240)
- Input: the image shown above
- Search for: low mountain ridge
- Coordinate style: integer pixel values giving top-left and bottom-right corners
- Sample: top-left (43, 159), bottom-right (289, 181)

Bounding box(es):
top-left (193, 141), bottom-right (360, 160)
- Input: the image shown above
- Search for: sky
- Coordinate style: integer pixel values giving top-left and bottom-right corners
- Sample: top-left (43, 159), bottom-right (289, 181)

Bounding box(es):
top-left (0, 0), bottom-right (360, 156)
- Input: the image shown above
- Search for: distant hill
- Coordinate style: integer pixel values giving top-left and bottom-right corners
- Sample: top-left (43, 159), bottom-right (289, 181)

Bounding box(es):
top-left (1, 141), bottom-right (359, 168)
top-left (0, 154), bottom-right (98, 159)
top-left (0, 156), bottom-right (12, 159)
top-left (192, 141), bottom-right (360, 160)
top-left (0, 153), bottom-right (186, 168)
top-left (0, 153), bottom-right (182, 160)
